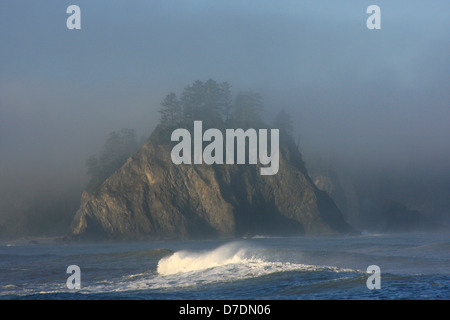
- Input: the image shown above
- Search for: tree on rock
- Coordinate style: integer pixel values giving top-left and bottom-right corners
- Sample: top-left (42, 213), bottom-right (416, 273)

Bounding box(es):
top-left (159, 92), bottom-right (182, 127)
top-left (233, 91), bottom-right (264, 129)
top-left (273, 109), bottom-right (294, 139)
top-left (86, 128), bottom-right (138, 192)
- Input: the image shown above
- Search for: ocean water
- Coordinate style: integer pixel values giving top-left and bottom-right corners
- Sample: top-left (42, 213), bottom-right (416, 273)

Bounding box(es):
top-left (0, 232), bottom-right (448, 300)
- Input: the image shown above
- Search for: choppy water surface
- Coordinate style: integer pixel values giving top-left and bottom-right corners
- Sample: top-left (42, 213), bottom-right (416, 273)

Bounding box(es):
top-left (0, 232), bottom-right (449, 299)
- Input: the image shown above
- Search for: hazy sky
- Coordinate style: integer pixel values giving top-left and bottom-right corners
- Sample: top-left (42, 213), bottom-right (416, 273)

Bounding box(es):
top-left (1, 0), bottom-right (449, 197)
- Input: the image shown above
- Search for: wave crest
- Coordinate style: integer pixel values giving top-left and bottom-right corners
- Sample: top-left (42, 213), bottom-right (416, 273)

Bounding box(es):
top-left (157, 242), bottom-right (248, 275)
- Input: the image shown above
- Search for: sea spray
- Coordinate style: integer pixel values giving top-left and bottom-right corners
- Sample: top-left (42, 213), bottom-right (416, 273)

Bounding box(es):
top-left (78, 242), bottom-right (361, 294)
top-left (156, 241), bottom-right (359, 282)
top-left (1, 234), bottom-right (446, 299)
top-left (157, 242), bottom-right (250, 276)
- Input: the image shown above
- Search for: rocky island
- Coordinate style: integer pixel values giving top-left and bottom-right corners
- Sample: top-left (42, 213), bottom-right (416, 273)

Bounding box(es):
top-left (67, 80), bottom-right (354, 241)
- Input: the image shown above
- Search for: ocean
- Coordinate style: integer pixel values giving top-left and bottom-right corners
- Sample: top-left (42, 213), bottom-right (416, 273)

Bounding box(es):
top-left (0, 232), bottom-right (449, 300)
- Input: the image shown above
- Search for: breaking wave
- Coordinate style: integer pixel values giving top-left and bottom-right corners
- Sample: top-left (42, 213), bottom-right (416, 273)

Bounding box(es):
top-left (157, 242), bottom-right (248, 275)
top-left (1, 241), bottom-right (361, 297)
top-left (78, 241), bottom-right (360, 294)
top-left (150, 242), bottom-right (358, 288)
top-left (2, 233), bottom-right (448, 299)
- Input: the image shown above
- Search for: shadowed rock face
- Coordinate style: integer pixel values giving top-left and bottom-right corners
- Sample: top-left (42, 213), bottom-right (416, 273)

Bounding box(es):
top-left (380, 200), bottom-right (437, 232)
top-left (68, 139), bottom-right (354, 241)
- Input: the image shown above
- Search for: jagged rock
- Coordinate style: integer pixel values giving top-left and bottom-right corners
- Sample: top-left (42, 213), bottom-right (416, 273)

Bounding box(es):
top-left (67, 138), bottom-right (354, 241)
top-left (380, 200), bottom-right (437, 232)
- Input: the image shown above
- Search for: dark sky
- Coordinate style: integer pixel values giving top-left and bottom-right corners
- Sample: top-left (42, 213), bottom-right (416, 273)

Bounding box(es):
top-left (1, 0), bottom-right (449, 209)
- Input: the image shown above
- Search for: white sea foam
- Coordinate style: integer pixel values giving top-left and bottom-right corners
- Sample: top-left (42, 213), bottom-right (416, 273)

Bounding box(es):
top-left (137, 241), bottom-right (357, 290)
top-left (157, 242), bottom-right (248, 275)
top-left (0, 241), bottom-right (361, 296)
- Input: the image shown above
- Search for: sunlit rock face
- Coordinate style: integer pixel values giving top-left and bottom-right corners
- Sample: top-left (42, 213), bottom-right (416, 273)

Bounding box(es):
top-left (68, 138), bottom-right (353, 241)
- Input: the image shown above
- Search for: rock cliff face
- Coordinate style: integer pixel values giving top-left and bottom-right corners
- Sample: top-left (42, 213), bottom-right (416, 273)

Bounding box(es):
top-left (68, 139), bottom-right (353, 241)
top-left (379, 200), bottom-right (437, 232)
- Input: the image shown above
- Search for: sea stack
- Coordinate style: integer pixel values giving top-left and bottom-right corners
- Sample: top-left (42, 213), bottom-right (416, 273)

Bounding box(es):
top-left (67, 128), bottom-right (354, 241)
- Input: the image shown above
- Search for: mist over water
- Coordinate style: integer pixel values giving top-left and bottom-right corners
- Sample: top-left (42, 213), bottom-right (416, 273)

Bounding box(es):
top-left (157, 242), bottom-right (250, 276)
top-left (1, 234), bottom-right (449, 299)
top-left (0, 1), bottom-right (449, 237)
top-left (1, 1), bottom-right (450, 305)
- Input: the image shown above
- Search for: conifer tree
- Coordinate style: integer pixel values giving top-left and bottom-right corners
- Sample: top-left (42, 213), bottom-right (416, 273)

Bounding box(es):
top-left (181, 80), bottom-right (205, 123)
top-left (233, 91), bottom-right (264, 129)
top-left (219, 82), bottom-right (233, 123)
top-left (159, 92), bottom-right (181, 127)
top-left (273, 109), bottom-right (293, 138)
